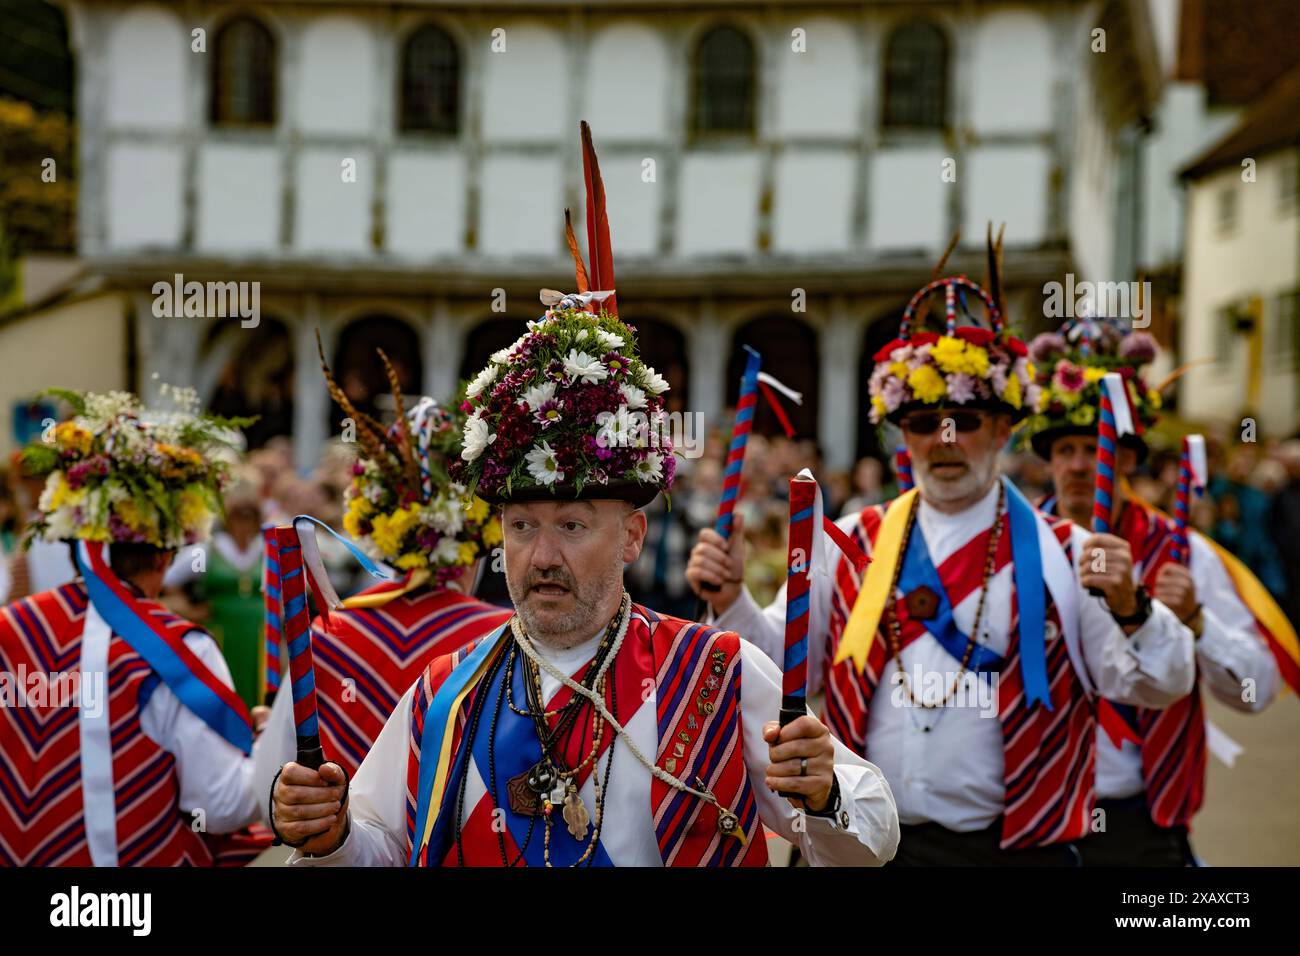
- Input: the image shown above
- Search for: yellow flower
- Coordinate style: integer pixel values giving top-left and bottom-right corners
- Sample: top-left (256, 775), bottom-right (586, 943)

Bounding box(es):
top-left (83, 524), bottom-right (113, 543)
top-left (457, 541), bottom-right (480, 566)
top-left (1057, 388), bottom-right (1080, 409)
top-left (906, 365), bottom-right (946, 404)
top-left (930, 337), bottom-right (990, 377)
top-left (177, 486), bottom-right (211, 531)
top-left (343, 495), bottom-right (373, 537)
top-left (871, 395), bottom-right (888, 419)
top-left (1002, 374), bottom-right (1022, 410)
top-left (395, 552), bottom-right (428, 570)
top-left (54, 422), bottom-right (93, 455)
top-left (1084, 367), bottom-right (1107, 384)
top-left (1069, 404), bottom-right (1097, 426)
top-left (466, 495), bottom-right (491, 525)
top-left (480, 516), bottom-right (502, 548)
top-left (1147, 388), bottom-right (1163, 411)
top-left (370, 504), bottom-right (421, 558)
top-left (888, 361), bottom-right (910, 380)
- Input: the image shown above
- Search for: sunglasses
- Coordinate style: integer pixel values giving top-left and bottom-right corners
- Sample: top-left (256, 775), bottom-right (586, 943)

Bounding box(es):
top-left (899, 410), bottom-right (987, 435)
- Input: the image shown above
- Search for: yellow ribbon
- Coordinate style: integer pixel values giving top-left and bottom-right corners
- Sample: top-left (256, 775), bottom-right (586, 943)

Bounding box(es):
top-left (339, 568), bottom-right (432, 610)
top-left (833, 488), bottom-right (919, 672)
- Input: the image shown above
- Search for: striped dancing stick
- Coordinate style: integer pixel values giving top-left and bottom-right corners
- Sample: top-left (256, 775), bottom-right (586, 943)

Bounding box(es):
top-left (1171, 435), bottom-right (1207, 565)
top-left (778, 472), bottom-right (818, 798)
top-left (273, 525), bottom-right (325, 770)
top-left (262, 525), bottom-right (282, 705)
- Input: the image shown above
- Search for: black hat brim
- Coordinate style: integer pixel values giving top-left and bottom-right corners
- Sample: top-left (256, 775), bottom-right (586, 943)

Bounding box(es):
top-left (1028, 423), bottom-right (1149, 464)
top-left (477, 479), bottom-right (661, 509)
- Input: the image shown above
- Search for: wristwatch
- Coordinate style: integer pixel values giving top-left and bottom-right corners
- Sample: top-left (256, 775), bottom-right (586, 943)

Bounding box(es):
top-left (803, 775), bottom-right (842, 820)
top-left (1109, 585), bottom-right (1152, 628)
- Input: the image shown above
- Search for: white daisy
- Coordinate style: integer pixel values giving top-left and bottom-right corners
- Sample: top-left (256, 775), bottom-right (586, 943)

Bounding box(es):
top-left (634, 452), bottom-right (664, 483)
top-left (525, 441), bottom-right (564, 485)
top-left (491, 347), bottom-right (513, 365)
top-left (461, 411), bottom-right (496, 462)
top-left (432, 535), bottom-right (461, 566)
top-left (619, 384), bottom-right (647, 411)
top-left (466, 364), bottom-right (498, 400)
top-left (521, 380), bottom-right (556, 412)
top-left (642, 366), bottom-right (669, 395)
top-left (596, 329), bottom-right (625, 350)
top-left (563, 350), bottom-right (608, 385)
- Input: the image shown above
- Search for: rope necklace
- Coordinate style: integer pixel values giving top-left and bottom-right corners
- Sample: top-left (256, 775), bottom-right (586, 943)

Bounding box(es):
top-left (887, 480), bottom-right (1006, 710)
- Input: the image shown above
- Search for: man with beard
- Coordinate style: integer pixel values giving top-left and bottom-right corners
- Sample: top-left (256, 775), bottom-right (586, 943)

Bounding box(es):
top-left (688, 248), bottom-right (1195, 864)
top-left (1021, 318), bottom-right (1291, 865)
top-left (264, 125), bottom-right (899, 867)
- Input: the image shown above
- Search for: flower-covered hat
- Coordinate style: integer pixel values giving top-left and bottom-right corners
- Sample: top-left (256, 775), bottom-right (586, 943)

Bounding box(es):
top-left (319, 338), bottom-right (501, 585)
top-left (1019, 310), bottom-right (1162, 461)
top-left (869, 228), bottom-right (1037, 425)
top-left (450, 121), bottom-right (675, 508)
top-left (21, 385), bottom-right (246, 550)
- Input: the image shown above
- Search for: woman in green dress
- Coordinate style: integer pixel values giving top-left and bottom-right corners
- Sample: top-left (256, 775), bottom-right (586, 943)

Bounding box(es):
top-left (165, 483), bottom-right (266, 711)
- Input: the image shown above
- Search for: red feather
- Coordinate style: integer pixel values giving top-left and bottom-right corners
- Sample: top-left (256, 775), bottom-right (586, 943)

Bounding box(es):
top-left (580, 121), bottom-right (616, 316)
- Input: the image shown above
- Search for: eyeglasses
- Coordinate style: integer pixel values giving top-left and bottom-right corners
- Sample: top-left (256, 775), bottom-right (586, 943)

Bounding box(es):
top-left (899, 410), bottom-right (987, 435)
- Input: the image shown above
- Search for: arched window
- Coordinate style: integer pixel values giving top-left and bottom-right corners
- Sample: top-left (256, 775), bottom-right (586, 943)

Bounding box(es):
top-left (882, 20), bottom-right (948, 130)
top-left (400, 24), bottom-right (460, 133)
top-left (692, 25), bottom-right (756, 135)
top-left (210, 16), bottom-right (277, 126)
top-left (330, 316), bottom-right (424, 434)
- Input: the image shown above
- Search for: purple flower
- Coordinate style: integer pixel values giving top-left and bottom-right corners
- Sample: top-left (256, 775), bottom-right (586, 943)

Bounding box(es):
top-left (1119, 332), bottom-right (1157, 365)
top-left (1029, 332), bottom-right (1066, 365)
top-left (881, 377), bottom-right (906, 411)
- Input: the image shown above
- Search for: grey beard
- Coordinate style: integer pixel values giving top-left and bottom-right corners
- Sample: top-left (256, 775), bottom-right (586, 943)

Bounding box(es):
top-left (914, 450), bottom-right (1000, 504)
top-left (508, 552), bottom-right (627, 651)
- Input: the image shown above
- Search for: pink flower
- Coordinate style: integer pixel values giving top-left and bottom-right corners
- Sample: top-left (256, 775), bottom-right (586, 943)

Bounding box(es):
top-left (946, 373), bottom-right (976, 404)
top-left (1053, 361), bottom-right (1085, 393)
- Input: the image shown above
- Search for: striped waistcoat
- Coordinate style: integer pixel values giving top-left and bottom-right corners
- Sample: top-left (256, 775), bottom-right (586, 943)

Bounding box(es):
top-left (1110, 498), bottom-right (1205, 828)
top-left (822, 504), bottom-right (1097, 850)
top-left (0, 583), bottom-right (220, 866)
top-left (404, 605), bottom-right (768, 867)
top-left (311, 587), bottom-right (512, 779)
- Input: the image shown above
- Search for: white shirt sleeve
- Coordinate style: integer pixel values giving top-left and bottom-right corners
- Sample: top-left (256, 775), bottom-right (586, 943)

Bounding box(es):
top-left (288, 682), bottom-right (414, 867)
top-left (711, 513), bottom-right (858, 697)
top-left (738, 641), bottom-right (899, 866)
top-left (1069, 526), bottom-right (1196, 708)
top-left (137, 630), bottom-right (261, 834)
top-left (1189, 532), bottom-right (1280, 712)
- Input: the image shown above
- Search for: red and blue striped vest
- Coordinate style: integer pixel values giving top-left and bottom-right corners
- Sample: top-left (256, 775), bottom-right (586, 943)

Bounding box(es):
top-left (310, 586), bottom-right (511, 779)
top-left (823, 504), bottom-right (1096, 850)
top-left (0, 582), bottom-right (231, 866)
top-left (403, 605), bottom-right (768, 867)
top-left (1109, 498), bottom-right (1205, 828)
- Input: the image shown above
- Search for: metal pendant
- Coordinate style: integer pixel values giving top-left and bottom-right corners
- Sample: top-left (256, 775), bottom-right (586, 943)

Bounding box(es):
top-left (562, 784), bottom-right (589, 840)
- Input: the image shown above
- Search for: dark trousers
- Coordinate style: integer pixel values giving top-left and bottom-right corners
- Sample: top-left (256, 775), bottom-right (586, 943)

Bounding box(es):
top-left (1072, 797), bottom-right (1193, 866)
top-left (887, 819), bottom-right (1083, 866)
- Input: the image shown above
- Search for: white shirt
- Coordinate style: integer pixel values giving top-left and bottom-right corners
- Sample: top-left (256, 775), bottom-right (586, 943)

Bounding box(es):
top-left (1095, 528), bottom-right (1281, 799)
top-left (713, 482), bottom-right (1195, 832)
top-left (137, 631), bottom-right (262, 834)
top-left (26, 539), bottom-right (76, 593)
top-left (286, 633), bottom-right (901, 867)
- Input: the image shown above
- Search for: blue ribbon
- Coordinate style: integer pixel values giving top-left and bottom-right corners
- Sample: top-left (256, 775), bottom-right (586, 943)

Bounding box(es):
top-left (292, 514), bottom-right (396, 582)
top-left (1003, 477), bottom-right (1052, 710)
top-left (75, 544), bottom-right (253, 753)
top-left (896, 520), bottom-right (1005, 674)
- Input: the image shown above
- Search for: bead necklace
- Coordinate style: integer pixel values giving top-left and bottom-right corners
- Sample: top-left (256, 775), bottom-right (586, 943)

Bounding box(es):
top-left (887, 481), bottom-right (1005, 710)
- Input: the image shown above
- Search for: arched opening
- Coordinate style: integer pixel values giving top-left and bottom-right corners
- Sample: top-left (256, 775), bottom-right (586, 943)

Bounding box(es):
top-left (202, 317), bottom-right (294, 449)
top-left (329, 315), bottom-right (423, 434)
top-left (856, 307), bottom-right (909, 462)
top-left (625, 317), bottom-right (690, 414)
top-left (726, 316), bottom-right (819, 439)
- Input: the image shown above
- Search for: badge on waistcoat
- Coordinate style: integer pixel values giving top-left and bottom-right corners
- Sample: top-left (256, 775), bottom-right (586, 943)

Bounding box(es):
top-left (904, 585), bottom-right (939, 620)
